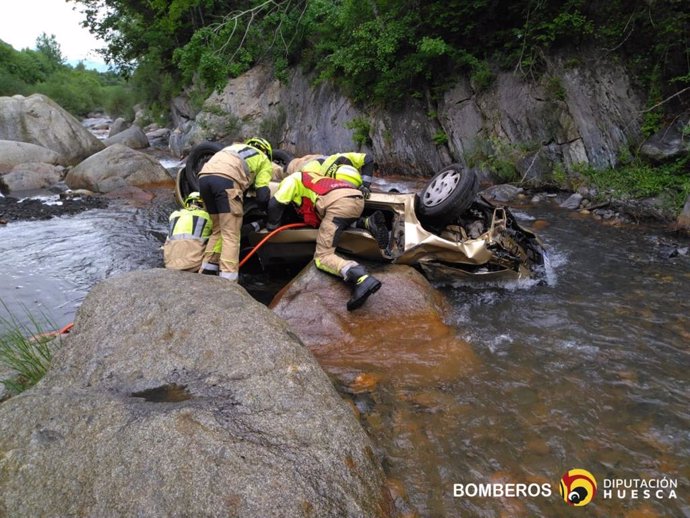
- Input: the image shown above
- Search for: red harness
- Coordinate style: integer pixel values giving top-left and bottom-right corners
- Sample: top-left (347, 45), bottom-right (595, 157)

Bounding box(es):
top-left (297, 172), bottom-right (354, 227)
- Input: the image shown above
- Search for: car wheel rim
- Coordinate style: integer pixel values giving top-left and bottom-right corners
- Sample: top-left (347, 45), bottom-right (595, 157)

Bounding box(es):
top-left (423, 170), bottom-right (460, 207)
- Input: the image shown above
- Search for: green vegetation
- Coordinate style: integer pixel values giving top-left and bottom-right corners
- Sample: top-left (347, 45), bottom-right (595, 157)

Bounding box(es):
top-left (0, 34), bottom-right (136, 118)
top-left (467, 142), bottom-right (519, 182)
top-left (578, 157), bottom-right (690, 211)
top-left (64, 0), bottom-right (687, 112)
top-left (432, 131), bottom-right (449, 146)
top-left (345, 116), bottom-right (372, 148)
top-left (0, 304), bottom-right (61, 395)
top-left (551, 163), bottom-right (568, 187)
top-left (544, 75), bottom-right (566, 101)
top-left (466, 137), bottom-right (541, 183)
top-left (1, 2), bottom-right (687, 214)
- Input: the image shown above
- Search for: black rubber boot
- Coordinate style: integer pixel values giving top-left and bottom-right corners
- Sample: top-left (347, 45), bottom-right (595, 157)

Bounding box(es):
top-left (364, 210), bottom-right (389, 249)
top-left (200, 264), bottom-right (219, 275)
top-left (345, 265), bottom-right (382, 311)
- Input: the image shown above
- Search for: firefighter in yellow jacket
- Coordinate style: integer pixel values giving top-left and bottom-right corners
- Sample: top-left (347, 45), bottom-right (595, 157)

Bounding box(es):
top-left (265, 165), bottom-right (386, 311)
top-left (163, 192), bottom-right (213, 271)
top-left (197, 137), bottom-right (274, 280)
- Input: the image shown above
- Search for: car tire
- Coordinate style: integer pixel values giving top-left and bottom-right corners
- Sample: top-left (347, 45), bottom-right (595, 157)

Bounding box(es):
top-left (272, 149), bottom-right (294, 170)
top-left (185, 142), bottom-right (224, 192)
top-left (175, 167), bottom-right (192, 206)
top-left (416, 164), bottom-right (479, 226)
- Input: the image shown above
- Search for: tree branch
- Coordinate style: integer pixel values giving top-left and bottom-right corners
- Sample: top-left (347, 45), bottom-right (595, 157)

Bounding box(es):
top-left (639, 87), bottom-right (690, 113)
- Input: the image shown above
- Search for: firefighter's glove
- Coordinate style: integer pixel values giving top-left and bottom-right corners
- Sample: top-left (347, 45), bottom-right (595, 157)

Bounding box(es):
top-left (358, 185), bottom-right (371, 199)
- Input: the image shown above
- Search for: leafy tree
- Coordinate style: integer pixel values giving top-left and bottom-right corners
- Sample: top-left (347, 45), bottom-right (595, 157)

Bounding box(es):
top-left (35, 33), bottom-right (65, 70)
top-left (63, 0), bottom-right (690, 112)
top-left (0, 38), bottom-right (136, 117)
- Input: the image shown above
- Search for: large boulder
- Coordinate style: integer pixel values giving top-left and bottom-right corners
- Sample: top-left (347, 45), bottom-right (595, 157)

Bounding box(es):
top-left (0, 140), bottom-right (61, 173)
top-left (103, 124), bottom-right (150, 149)
top-left (271, 263), bottom-right (479, 385)
top-left (0, 94), bottom-right (105, 164)
top-left (107, 117), bottom-right (131, 138)
top-left (65, 144), bottom-right (171, 193)
top-left (146, 127), bottom-right (171, 149)
top-left (0, 269), bottom-right (391, 517)
top-left (639, 117), bottom-right (690, 163)
top-left (1, 162), bottom-right (64, 192)
top-left (171, 94), bottom-right (199, 129)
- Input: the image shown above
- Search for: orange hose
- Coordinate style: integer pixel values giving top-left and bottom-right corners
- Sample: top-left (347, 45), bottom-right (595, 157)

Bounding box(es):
top-left (239, 222), bottom-right (309, 269)
top-left (32, 321), bottom-right (74, 341)
top-left (58, 322), bottom-right (74, 334)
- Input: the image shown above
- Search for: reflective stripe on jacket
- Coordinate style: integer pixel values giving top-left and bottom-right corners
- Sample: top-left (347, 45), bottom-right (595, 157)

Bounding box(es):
top-left (199, 143), bottom-right (273, 191)
top-left (167, 208), bottom-right (212, 241)
top-left (320, 152), bottom-right (374, 186)
top-left (228, 143), bottom-right (273, 189)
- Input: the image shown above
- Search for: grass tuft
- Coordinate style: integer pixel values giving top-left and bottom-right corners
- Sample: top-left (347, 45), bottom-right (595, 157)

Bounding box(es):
top-left (0, 302), bottom-right (61, 396)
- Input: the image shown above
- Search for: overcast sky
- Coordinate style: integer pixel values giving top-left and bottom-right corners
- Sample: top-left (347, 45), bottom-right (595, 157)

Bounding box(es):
top-left (0, 0), bottom-right (107, 69)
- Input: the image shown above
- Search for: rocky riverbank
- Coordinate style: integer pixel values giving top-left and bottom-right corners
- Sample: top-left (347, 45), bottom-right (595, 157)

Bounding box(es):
top-left (0, 192), bottom-right (109, 224)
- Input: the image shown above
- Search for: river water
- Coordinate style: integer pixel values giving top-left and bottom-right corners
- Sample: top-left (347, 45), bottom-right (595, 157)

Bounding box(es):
top-left (0, 193), bottom-right (173, 331)
top-left (357, 204), bottom-right (690, 517)
top-left (0, 186), bottom-right (688, 517)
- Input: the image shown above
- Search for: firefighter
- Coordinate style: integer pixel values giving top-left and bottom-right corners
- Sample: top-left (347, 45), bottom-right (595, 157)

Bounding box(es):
top-left (265, 165), bottom-right (385, 311)
top-left (163, 192), bottom-right (213, 272)
top-left (319, 152), bottom-right (377, 198)
top-left (197, 137), bottom-right (273, 280)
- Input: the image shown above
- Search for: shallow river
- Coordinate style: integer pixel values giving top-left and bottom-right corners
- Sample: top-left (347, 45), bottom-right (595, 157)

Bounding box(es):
top-left (357, 204), bottom-right (690, 517)
top-left (0, 189), bottom-right (688, 517)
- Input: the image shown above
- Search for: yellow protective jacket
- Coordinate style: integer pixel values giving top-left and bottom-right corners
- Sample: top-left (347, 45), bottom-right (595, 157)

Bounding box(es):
top-left (320, 152), bottom-right (375, 187)
top-left (270, 171), bottom-right (356, 227)
top-left (163, 207), bottom-right (213, 271)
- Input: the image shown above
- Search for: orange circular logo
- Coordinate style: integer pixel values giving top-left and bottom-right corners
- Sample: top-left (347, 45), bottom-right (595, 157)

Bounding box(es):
top-left (559, 468), bottom-right (597, 506)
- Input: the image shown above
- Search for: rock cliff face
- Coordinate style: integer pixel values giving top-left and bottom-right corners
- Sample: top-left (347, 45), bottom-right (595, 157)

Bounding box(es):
top-left (171, 54), bottom-right (642, 182)
top-left (0, 269), bottom-right (391, 517)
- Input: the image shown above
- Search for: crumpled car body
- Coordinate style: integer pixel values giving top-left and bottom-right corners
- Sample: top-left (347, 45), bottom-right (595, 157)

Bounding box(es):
top-left (249, 189), bottom-right (544, 284)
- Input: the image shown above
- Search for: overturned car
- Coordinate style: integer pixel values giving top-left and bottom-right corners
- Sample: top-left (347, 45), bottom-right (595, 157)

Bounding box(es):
top-left (175, 143), bottom-right (546, 284)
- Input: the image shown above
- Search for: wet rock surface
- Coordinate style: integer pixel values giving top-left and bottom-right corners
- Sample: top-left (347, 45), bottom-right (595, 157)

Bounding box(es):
top-left (0, 194), bottom-right (109, 223)
top-left (271, 263), bottom-right (479, 386)
top-left (0, 269), bottom-right (391, 517)
top-left (271, 263), bottom-right (480, 516)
